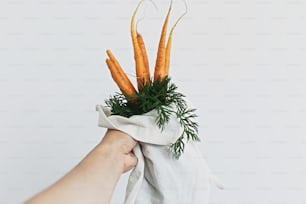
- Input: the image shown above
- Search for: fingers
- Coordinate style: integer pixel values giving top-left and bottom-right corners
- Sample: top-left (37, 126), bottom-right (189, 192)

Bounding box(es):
top-left (122, 152), bottom-right (138, 173)
top-left (103, 129), bottom-right (138, 153)
top-left (122, 133), bottom-right (138, 152)
top-left (101, 129), bottom-right (138, 173)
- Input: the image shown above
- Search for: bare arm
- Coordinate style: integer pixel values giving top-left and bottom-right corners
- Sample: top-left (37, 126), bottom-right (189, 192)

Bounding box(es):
top-left (25, 129), bottom-right (137, 204)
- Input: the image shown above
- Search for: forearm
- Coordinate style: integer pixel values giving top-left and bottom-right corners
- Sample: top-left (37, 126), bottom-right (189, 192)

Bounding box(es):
top-left (25, 132), bottom-right (123, 204)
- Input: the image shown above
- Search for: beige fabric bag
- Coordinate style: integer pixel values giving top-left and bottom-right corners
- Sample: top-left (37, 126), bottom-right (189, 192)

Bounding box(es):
top-left (96, 105), bottom-right (223, 204)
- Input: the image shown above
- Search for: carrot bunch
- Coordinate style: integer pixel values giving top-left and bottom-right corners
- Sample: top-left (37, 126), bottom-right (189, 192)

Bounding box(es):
top-left (105, 0), bottom-right (185, 99)
top-left (104, 1), bottom-right (199, 158)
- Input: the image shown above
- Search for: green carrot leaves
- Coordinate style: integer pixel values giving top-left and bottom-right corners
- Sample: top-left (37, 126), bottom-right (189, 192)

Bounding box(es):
top-left (105, 77), bottom-right (199, 159)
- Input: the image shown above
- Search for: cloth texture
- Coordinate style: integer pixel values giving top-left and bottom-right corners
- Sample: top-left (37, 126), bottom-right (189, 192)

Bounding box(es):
top-left (96, 104), bottom-right (223, 204)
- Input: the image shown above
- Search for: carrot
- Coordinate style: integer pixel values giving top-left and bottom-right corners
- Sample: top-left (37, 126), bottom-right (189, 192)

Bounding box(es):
top-left (164, 3), bottom-right (187, 76)
top-left (106, 49), bottom-right (128, 79)
top-left (153, 0), bottom-right (172, 81)
top-left (164, 35), bottom-right (172, 77)
top-left (136, 33), bottom-right (150, 83)
top-left (131, 0), bottom-right (149, 89)
top-left (105, 50), bottom-right (136, 97)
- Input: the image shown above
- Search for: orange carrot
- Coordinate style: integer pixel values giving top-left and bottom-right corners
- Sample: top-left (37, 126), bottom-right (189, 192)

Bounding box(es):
top-left (136, 33), bottom-right (150, 83)
top-left (153, 0), bottom-right (172, 81)
top-left (105, 50), bottom-right (136, 97)
top-left (164, 35), bottom-right (172, 77)
top-left (164, 4), bottom-right (187, 76)
top-left (106, 49), bottom-right (128, 79)
top-left (131, 0), bottom-right (149, 89)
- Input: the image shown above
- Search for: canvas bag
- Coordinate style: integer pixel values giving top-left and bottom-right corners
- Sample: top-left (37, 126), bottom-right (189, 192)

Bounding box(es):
top-left (96, 104), bottom-right (223, 204)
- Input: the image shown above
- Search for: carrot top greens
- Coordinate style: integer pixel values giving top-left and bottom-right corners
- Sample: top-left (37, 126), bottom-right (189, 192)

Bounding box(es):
top-left (104, 0), bottom-right (199, 158)
top-left (105, 77), bottom-right (199, 159)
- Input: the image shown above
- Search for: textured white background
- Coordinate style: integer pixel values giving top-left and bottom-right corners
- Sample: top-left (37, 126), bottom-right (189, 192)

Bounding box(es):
top-left (1, 0), bottom-right (306, 203)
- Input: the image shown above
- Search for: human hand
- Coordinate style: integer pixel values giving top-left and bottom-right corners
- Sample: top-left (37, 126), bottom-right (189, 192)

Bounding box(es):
top-left (98, 129), bottom-right (138, 173)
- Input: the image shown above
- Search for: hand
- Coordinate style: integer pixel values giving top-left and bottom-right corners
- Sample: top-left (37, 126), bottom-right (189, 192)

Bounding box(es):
top-left (98, 129), bottom-right (138, 173)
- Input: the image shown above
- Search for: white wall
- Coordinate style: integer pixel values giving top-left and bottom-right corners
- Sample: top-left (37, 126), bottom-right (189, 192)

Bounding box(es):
top-left (1, 0), bottom-right (306, 203)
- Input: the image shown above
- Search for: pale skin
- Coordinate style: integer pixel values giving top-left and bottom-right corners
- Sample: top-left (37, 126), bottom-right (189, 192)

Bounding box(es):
top-left (25, 129), bottom-right (138, 204)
